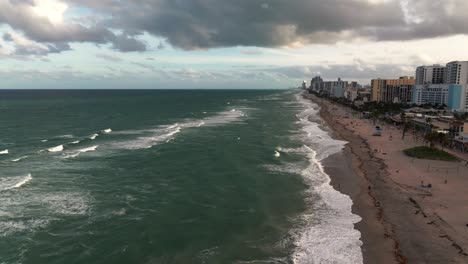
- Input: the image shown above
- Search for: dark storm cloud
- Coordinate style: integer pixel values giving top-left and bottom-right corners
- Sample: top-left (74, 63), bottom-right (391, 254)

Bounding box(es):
top-left (1, 0), bottom-right (468, 53)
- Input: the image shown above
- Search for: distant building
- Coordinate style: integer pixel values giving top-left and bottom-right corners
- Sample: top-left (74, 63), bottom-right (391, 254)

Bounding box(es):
top-left (413, 84), bottom-right (449, 106)
top-left (308, 76), bottom-right (353, 98)
top-left (446, 61), bottom-right (468, 112)
top-left (310, 76), bottom-right (324, 92)
top-left (371, 76), bottom-right (415, 103)
top-left (415, 65), bottom-right (446, 85)
top-left (445, 61), bottom-right (468, 85)
top-left (450, 121), bottom-right (467, 137)
top-left (328, 78), bottom-right (348, 98)
top-left (412, 61), bottom-right (468, 112)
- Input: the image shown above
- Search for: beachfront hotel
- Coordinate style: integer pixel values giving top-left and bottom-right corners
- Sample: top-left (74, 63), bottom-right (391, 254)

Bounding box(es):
top-left (412, 61), bottom-right (468, 112)
top-left (371, 76), bottom-right (415, 103)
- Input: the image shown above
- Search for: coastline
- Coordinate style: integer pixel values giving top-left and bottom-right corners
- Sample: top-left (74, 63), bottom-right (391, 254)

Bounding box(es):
top-left (304, 92), bottom-right (468, 264)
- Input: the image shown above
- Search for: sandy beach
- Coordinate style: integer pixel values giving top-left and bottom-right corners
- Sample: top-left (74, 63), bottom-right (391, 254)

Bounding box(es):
top-left (305, 93), bottom-right (468, 264)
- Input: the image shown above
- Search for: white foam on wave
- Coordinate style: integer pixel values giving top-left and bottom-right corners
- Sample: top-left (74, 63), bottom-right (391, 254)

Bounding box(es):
top-left (42, 192), bottom-right (91, 215)
top-left (90, 134), bottom-right (99, 140)
top-left (57, 134), bottom-right (74, 139)
top-left (288, 93), bottom-right (363, 264)
top-left (63, 145), bottom-right (99, 159)
top-left (70, 140), bottom-right (81, 144)
top-left (79, 145), bottom-right (98, 153)
top-left (0, 149), bottom-right (8, 155)
top-left (0, 174), bottom-right (32, 191)
top-left (63, 153), bottom-right (80, 159)
top-left (113, 107), bottom-right (248, 150)
top-left (0, 219), bottom-right (49, 237)
top-left (274, 151), bottom-right (281, 158)
top-left (102, 128), bottom-right (112, 133)
top-left (41, 139), bottom-right (48, 142)
top-left (48, 145), bottom-right (63, 152)
top-left (12, 156), bottom-right (28, 162)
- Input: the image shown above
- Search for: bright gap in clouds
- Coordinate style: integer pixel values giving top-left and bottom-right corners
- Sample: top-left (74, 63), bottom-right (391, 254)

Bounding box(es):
top-left (30, 0), bottom-right (68, 24)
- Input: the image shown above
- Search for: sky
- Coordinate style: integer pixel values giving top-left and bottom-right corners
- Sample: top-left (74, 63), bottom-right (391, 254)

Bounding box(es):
top-left (1, 0), bottom-right (468, 89)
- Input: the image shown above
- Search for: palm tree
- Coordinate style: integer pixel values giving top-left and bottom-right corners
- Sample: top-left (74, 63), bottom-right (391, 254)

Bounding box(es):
top-left (424, 131), bottom-right (438, 148)
top-left (425, 117), bottom-right (433, 135)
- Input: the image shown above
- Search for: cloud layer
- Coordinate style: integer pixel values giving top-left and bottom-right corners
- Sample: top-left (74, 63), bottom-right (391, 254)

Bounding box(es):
top-left (1, 0), bottom-right (468, 55)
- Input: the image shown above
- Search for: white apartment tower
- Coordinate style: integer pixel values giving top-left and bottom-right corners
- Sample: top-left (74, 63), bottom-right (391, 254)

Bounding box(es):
top-left (445, 61), bottom-right (468, 85)
top-left (446, 61), bottom-right (468, 111)
top-left (415, 65), bottom-right (446, 85)
top-left (413, 61), bottom-right (468, 112)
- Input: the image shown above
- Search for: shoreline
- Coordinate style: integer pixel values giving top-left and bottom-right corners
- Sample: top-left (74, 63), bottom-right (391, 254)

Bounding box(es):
top-left (304, 92), bottom-right (468, 264)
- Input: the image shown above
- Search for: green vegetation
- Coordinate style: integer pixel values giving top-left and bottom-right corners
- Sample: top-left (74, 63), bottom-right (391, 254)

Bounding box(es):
top-left (403, 146), bottom-right (459, 162)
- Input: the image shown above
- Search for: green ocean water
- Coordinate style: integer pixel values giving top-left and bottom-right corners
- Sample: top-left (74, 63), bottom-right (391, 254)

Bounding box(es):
top-left (0, 90), bottom-right (362, 264)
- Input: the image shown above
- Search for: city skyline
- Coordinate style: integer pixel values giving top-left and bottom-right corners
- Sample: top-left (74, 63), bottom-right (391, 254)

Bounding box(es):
top-left (1, 0), bottom-right (468, 89)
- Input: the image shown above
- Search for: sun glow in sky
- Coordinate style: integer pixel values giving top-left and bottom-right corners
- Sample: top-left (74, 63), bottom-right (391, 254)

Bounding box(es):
top-left (31, 0), bottom-right (68, 24)
top-left (1, 0), bottom-right (468, 89)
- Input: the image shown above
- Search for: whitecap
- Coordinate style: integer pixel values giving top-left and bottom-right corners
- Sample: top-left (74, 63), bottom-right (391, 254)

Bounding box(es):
top-left (1, 174), bottom-right (32, 191)
top-left (48, 145), bottom-right (63, 152)
top-left (0, 149), bottom-right (8, 155)
top-left (41, 139), bottom-right (48, 142)
top-left (89, 134), bottom-right (99, 140)
top-left (12, 156), bottom-right (28, 162)
top-left (63, 153), bottom-right (80, 159)
top-left (274, 151), bottom-right (281, 158)
top-left (70, 140), bottom-right (81, 144)
top-left (78, 146), bottom-right (98, 153)
top-left (102, 128), bottom-right (112, 133)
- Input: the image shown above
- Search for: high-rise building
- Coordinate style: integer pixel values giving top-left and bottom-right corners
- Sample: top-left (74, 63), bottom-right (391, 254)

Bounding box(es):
top-left (445, 61), bottom-right (468, 85)
top-left (371, 76), bottom-right (415, 103)
top-left (415, 65), bottom-right (446, 85)
top-left (445, 61), bottom-right (468, 112)
top-left (309, 76), bottom-right (350, 98)
top-left (412, 61), bottom-right (468, 111)
top-left (328, 78), bottom-right (348, 98)
top-left (310, 76), bottom-right (324, 91)
top-left (413, 84), bottom-right (449, 106)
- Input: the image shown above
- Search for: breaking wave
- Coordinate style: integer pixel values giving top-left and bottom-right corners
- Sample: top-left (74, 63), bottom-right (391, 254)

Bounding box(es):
top-left (12, 156), bottom-right (28, 162)
top-left (0, 174), bottom-right (32, 191)
top-left (278, 93), bottom-right (363, 264)
top-left (48, 145), bottom-right (64, 153)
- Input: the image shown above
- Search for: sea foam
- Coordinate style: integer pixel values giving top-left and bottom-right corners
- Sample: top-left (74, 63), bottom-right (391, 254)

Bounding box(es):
top-left (12, 156), bottom-right (28, 162)
top-left (79, 146), bottom-right (98, 153)
top-left (48, 145), bottom-right (64, 152)
top-left (1, 174), bottom-right (32, 191)
top-left (288, 93), bottom-right (363, 264)
top-left (0, 149), bottom-right (8, 155)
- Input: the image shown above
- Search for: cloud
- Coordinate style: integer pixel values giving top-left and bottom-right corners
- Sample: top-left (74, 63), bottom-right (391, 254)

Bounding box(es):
top-left (96, 53), bottom-right (122, 62)
top-left (69, 0), bottom-right (468, 50)
top-left (2, 0), bottom-right (468, 54)
top-left (0, 0), bottom-right (146, 53)
top-left (240, 49), bottom-right (263, 55)
top-left (267, 63), bottom-right (416, 83)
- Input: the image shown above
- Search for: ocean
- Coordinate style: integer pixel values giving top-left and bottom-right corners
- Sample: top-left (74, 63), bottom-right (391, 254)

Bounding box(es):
top-left (0, 89), bottom-right (362, 264)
